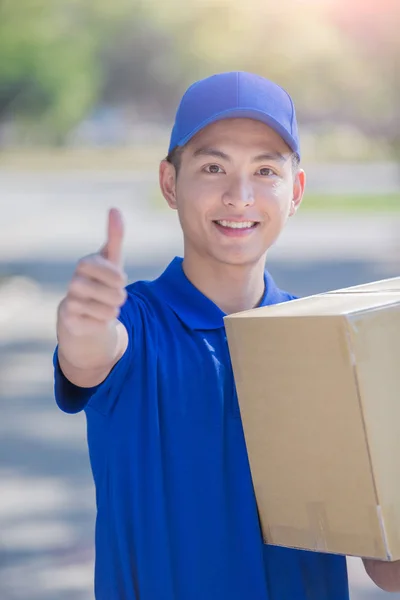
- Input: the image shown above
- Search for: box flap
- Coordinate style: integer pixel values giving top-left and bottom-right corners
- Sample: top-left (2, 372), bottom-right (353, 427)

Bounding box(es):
top-left (225, 292), bottom-right (400, 320)
top-left (326, 277), bottom-right (400, 294)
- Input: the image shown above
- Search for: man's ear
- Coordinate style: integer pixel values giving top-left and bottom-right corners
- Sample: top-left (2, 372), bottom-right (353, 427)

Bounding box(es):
top-left (159, 160), bottom-right (178, 210)
top-left (289, 168), bottom-right (306, 217)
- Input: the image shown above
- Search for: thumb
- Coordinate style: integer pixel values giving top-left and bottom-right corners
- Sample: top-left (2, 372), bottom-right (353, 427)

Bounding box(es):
top-left (101, 208), bottom-right (124, 267)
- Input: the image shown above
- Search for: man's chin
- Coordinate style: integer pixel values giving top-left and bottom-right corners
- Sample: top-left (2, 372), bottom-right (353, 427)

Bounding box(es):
top-left (210, 250), bottom-right (268, 268)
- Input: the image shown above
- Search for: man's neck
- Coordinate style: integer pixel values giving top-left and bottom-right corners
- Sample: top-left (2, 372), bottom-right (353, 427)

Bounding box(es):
top-left (182, 253), bottom-right (267, 315)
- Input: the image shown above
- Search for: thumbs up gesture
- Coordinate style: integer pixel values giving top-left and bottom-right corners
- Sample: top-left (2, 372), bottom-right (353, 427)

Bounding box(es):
top-left (58, 208), bottom-right (128, 337)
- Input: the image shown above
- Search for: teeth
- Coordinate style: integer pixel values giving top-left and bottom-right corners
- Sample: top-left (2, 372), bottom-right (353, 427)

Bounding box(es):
top-left (217, 220), bottom-right (256, 229)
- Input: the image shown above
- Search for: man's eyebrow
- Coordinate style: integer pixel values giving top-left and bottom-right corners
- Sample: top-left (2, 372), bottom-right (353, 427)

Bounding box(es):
top-left (192, 147), bottom-right (289, 163)
top-left (192, 147), bottom-right (231, 161)
top-left (251, 152), bottom-right (288, 163)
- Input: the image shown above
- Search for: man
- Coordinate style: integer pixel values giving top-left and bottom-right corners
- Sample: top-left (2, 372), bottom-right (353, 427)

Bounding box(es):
top-left (53, 72), bottom-right (400, 598)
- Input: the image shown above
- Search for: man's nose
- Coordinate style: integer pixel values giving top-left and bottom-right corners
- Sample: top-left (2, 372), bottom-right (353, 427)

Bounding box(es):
top-left (222, 176), bottom-right (255, 208)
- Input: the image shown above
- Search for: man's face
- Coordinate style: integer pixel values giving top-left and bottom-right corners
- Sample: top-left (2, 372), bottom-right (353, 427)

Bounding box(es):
top-left (160, 118), bottom-right (305, 267)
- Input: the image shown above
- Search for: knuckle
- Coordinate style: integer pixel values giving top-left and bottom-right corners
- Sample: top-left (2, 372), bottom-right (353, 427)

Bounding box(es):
top-left (90, 301), bottom-right (112, 321)
top-left (77, 254), bottom-right (97, 274)
top-left (77, 256), bottom-right (91, 270)
top-left (65, 298), bottom-right (80, 316)
top-left (108, 305), bottom-right (119, 320)
top-left (114, 276), bottom-right (127, 292)
top-left (102, 303), bottom-right (118, 319)
top-left (118, 288), bottom-right (128, 304)
top-left (63, 314), bottom-right (82, 334)
top-left (68, 277), bottom-right (83, 296)
top-left (66, 316), bottom-right (81, 333)
top-left (110, 263), bottom-right (123, 277)
top-left (92, 253), bottom-right (107, 268)
top-left (60, 297), bottom-right (72, 315)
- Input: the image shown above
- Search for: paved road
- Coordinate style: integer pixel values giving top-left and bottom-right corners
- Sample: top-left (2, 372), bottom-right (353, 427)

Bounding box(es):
top-left (0, 171), bottom-right (399, 599)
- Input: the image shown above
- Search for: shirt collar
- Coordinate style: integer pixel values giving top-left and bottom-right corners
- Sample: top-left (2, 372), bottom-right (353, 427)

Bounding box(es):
top-left (152, 256), bottom-right (288, 331)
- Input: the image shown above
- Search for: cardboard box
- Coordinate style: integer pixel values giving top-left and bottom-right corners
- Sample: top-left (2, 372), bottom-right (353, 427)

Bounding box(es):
top-left (224, 277), bottom-right (400, 560)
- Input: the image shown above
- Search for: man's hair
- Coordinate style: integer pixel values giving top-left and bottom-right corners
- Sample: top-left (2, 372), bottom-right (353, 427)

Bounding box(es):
top-left (165, 146), bottom-right (300, 176)
top-left (165, 146), bottom-right (185, 175)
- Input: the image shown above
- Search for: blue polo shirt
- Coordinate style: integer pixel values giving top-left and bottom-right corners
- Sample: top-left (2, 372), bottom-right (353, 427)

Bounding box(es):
top-left (54, 257), bottom-right (349, 600)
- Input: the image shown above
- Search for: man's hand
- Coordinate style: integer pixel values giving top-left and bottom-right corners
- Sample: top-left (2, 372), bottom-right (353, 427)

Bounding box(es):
top-left (56, 208), bottom-right (129, 387)
top-left (363, 558), bottom-right (400, 593)
top-left (58, 208), bottom-right (127, 337)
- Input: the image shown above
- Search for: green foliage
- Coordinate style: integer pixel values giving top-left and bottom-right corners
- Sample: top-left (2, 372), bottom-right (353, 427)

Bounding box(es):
top-left (1, 0), bottom-right (400, 156)
top-left (0, 1), bottom-right (100, 139)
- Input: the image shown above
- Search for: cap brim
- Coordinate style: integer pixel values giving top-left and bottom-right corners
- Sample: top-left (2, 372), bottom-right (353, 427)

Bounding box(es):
top-left (171, 108), bottom-right (299, 157)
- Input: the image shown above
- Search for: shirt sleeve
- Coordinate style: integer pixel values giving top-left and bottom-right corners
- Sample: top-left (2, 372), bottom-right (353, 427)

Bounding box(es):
top-left (53, 291), bottom-right (140, 416)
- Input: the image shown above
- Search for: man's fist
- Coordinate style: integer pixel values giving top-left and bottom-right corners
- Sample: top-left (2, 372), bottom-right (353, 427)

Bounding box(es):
top-left (58, 208), bottom-right (127, 337)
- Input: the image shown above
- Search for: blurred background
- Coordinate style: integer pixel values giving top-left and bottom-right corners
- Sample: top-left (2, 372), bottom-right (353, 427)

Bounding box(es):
top-left (0, 0), bottom-right (399, 598)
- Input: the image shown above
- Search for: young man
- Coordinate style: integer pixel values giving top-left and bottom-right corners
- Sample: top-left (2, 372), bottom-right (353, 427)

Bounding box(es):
top-left (53, 72), bottom-right (399, 599)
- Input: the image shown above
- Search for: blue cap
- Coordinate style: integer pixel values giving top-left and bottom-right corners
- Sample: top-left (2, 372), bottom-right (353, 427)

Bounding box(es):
top-left (168, 71), bottom-right (300, 158)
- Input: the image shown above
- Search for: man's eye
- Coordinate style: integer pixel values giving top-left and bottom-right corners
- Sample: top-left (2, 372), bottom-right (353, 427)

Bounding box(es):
top-left (257, 167), bottom-right (275, 176)
top-left (205, 164), bottom-right (223, 174)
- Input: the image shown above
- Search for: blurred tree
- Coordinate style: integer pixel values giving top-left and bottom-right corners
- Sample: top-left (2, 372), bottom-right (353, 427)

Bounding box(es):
top-left (1, 0), bottom-right (399, 159)
top-left (148, 0), bottom-right (400, 163)
top-left (0, 0), bottom-right (102, 143)
top-left (147, 0), bottom-right (374, 128)
top-left (72, 0), bottom-right (181, 116)
top-left (0, 0), bottom-right (188, 142)
top-left (98, 19), bottom-right (183, 120)
top-left (331, 0), bottom-right (400, 163)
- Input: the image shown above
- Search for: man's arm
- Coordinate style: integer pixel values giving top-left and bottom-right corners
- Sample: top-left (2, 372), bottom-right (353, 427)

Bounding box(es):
top-left (363, 558), bottom-right (400, 592)
top-left (57, 208), bottom-right (128, 388)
